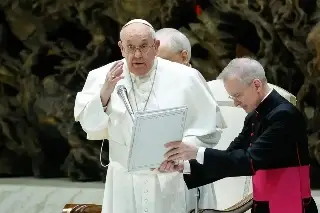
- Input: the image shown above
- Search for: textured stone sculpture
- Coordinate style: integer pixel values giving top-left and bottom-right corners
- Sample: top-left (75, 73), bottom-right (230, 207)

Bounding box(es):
top-left (0, 0), bottom-right (319, 185)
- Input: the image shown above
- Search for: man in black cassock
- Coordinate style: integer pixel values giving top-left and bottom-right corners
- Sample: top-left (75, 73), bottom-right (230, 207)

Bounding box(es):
top-left (159, 58), bottom-right (318, 213)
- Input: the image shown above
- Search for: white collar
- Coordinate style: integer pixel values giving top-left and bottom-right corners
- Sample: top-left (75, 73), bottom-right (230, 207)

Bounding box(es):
top-left (261, 88), bottom-right (273, 102)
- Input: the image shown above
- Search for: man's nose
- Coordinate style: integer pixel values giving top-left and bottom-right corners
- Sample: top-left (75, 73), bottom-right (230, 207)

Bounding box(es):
top-left (134, 49), bottom-right (142, 58)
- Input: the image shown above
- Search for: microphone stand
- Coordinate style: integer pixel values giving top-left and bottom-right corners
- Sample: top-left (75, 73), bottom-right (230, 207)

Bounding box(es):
top-left (195, 188), bottom-right (200, 213)
top-left (116, 85), bottom-right (135, 121)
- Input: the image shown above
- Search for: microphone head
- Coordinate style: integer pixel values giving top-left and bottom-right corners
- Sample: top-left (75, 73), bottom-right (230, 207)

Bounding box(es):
top-left (117, 85), bottom-right (127, 95)
top-left (116, 84), bottom-right (135, 121)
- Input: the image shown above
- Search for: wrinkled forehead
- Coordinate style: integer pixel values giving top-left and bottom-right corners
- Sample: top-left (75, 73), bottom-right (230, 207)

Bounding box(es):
top-left (121, 24), bottom-right (153, 45)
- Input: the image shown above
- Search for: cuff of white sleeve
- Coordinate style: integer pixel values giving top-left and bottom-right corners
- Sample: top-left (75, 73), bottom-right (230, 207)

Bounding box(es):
top-left (80, 93), bottom-right (109, 133)
top-left (196, 147), bottom-right (206, 164)
top-left (183, 160), bottom-right (191, 174)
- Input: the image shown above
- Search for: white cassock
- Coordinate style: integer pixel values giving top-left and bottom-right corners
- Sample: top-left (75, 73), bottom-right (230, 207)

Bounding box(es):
top-left (74, 57), bottom-right (226, 213)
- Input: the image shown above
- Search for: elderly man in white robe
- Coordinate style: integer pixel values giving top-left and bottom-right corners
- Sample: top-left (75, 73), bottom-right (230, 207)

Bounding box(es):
top-left (155, 28), bottom-right (192, 67)
top-left (156, 27), bottom-right (223, 210)
top-left (74, 19), bottom-right (224, 213)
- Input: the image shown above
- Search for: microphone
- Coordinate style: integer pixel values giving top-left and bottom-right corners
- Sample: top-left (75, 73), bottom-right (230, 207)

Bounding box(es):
top-left (116, 85), bottom-right (135, 121)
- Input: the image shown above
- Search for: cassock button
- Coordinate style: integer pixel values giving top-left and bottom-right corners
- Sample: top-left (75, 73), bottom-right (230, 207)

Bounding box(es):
top-left (145, 199), bottom-right (148, 202)
top-left (144, 208), bottom-right (148, 212)
top-left (144, 189), bottom-right (148, 193)
top-left (250, 133), bottom-right (254, 136)
top-left (144, 180), bottom-right (148, 184)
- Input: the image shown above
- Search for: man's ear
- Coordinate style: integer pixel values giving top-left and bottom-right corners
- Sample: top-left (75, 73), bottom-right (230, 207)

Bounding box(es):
top-left (154, 39), bottom-right (160, 51)
top-left (253, 79), bottom-right (263, 91)
top-left (118, 41), bottom-right (125, 57)
top-left (180, 50), bottom-right (189, 65)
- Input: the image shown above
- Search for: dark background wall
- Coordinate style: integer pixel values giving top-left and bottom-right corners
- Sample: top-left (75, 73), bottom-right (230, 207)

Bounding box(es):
top-left (0, 0), bottom-right (319, 188)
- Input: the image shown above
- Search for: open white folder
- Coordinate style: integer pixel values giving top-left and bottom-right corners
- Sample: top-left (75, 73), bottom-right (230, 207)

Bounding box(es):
top-left (127, 106), bottom-right (188, 172)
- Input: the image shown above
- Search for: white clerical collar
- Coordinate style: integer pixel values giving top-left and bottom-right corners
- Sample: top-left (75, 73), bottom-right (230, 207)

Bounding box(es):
top-left (129, 58), bottom-right (158, 83)
top-left (261, 88), bottom-right (273, 102)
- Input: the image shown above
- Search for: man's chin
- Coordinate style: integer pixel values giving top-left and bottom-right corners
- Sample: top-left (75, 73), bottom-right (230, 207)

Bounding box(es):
top-left (242, 106), bottom-right (251, 113)
top-left (130, 66), bottom-right (149, 76)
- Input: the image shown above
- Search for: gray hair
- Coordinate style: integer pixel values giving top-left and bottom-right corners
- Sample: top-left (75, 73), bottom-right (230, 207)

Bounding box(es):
top-left (120, 19), bottom-right (156, 40)
top-left (217, 57), bottom-right (267, 85)
top-left (155, 28), bottom-right (191, 61)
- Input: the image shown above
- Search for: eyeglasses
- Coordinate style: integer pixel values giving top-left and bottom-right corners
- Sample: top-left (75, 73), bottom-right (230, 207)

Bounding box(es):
top-left (122, 41), bottom-right (155, 54)
top-left (228, 93), bottom-right (244, 101)
top-left (228, 82), bottom-right (254, 100)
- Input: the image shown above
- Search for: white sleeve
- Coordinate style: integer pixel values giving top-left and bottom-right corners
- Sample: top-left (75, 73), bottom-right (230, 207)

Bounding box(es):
top-left (182, 147), bottom-right (205, 174)
top-left (196, 147), bottom-right (206, 164)
top-left (74, 70), bottom-right (110, 140)
top-left (182, 69), bottom-right (223, 147)
top-left (183, 160), bottom-right (191, 174)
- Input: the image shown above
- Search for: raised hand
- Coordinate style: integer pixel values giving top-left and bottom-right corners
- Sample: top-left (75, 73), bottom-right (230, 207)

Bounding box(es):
top-left (100, 60), bottom-right (125, 105)
top-left (106, 60), bottom-right (124, 88)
